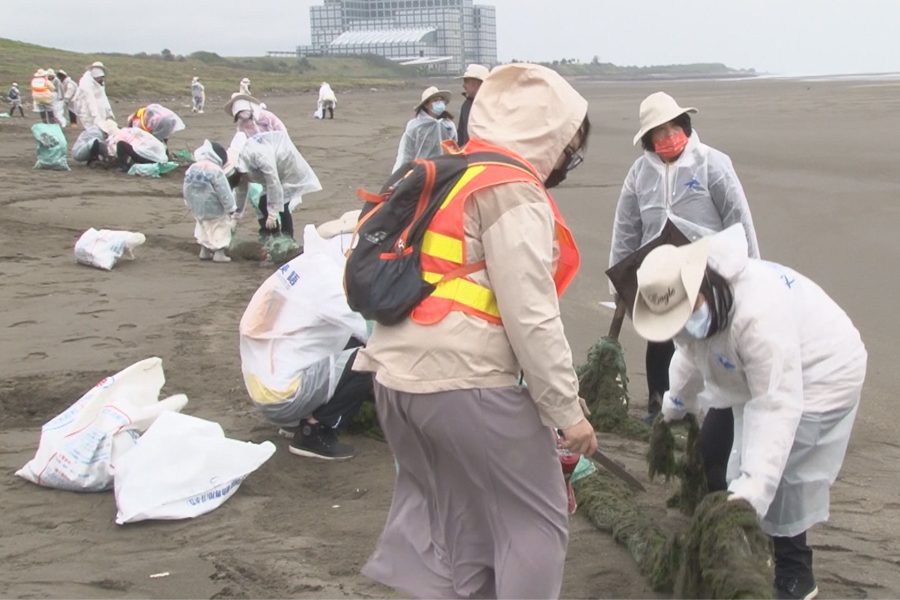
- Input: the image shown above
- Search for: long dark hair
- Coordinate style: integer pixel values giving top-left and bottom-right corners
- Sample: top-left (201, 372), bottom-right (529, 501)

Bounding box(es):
top-left (641, 112), bottom-right (693, 152)
top-left (699, 266), bottom-right (733, 337)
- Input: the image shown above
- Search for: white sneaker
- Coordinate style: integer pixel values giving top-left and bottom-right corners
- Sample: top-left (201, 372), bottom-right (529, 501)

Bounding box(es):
top-left (212, 250), bottom-right (231, 263)
top-left (199, 247), bottom-right (213, 260)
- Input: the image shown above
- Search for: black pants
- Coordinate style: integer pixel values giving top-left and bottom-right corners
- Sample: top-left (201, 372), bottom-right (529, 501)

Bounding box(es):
top-left (68, 109), bottom-right (77, 124)
top-left (773, 531), bottom-right (814, 586)
top-left (646, 340), bottom-right (675, 413)
top-left (311, 347), bottom-right (374, 430)
top-left (115, 141), bottom-right (154, 169)
top-left (700, 406), bottom-right (734, 492)
top-left (257, 194), bottom-right (294, 238)
top-left (10, 103), bottom-right (25, 117)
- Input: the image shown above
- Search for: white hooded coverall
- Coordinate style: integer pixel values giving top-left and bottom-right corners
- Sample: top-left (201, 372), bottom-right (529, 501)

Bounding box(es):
top-left (392, 112), bottom-right (458, 174)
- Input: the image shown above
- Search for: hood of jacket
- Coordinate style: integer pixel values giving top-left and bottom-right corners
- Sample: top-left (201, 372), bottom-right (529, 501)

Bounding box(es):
top-left (193, 139), bottom-right (224, 167)
top-left (467, 63), bottom-right (588, 181)
top-left (706, 223), bottom-right (750, 280)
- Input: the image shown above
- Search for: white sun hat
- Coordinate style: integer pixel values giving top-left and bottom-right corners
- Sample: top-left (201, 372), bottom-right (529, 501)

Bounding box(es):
top-left (416, 86), bottom-right (451, 110)
top-left (224, 92), bottom-right (260, 117)
top-left (460, 63), bottom-right (490, 81)
top-left (632, 238), bottom-right (709, 342)
top-left (632, 91), bottom-right (698, 146)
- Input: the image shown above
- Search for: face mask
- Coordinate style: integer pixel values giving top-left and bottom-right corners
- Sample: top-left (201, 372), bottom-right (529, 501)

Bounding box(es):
top-left (431, 101), bottom-right (446, 116)
top-left (682, 301), bottom-right (712, 339)
top-left (654, 130), bottom-right (689, 161)
top-left (544, 168), bottom-right (567, 189)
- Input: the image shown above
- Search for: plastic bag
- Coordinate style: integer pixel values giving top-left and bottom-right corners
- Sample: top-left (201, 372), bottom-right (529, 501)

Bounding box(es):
top-left (16, 357), bottom-right (188, 492)
top-left (240, 225), bottom-right (367, 407)
top-left (74, 228), bottom-right (146, 270)
top-left (127, 161), bottom-right (179, 177)
top-left (113, 411), bottom-right (275, 524)
top-left (32, 123), bottom-right (70, 170)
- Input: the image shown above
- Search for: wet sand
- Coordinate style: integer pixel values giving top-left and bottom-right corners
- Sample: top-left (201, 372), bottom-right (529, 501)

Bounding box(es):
top-left (1, 76), bottom-right (898, 598)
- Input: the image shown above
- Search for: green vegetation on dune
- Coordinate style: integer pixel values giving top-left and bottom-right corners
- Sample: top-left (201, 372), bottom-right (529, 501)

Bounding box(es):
top-left (0, 38), bottom-right (411, 100)
top-left (540, 58), bottom-right (756, 80)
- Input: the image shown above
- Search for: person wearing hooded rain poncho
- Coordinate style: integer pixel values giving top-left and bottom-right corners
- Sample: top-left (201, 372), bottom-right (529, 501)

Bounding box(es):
top-left (191, 76), bottom-right (205, 113)
top-left (609, 92), bottom-right (760, 432)
top-left (391, 86), bottom-right (457, 174)
top-left (357, 64), bottom-right (596, 599)
top-left (73, 61), bottom-right (114, 130)
top-left (633, 224), bottom-right (867, 600)
top-left (183, 140), bottom-right (239, 263)
top-left (315, 82), bottom-right (337, 119)
top-left (56, 70), bottom-right (78, 126)
top-left (229, 130), bottom-right (321, 240)
top-left (126, 103), bottom-right (185, 144)
top-left (225, 92), bottom-right (286, 138)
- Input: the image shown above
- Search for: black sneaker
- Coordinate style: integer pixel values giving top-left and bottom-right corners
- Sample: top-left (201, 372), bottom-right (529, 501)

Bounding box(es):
top-left (289, 423), bottom-right (355, 461)
top-left (775, 575), bottom-right (818, 600)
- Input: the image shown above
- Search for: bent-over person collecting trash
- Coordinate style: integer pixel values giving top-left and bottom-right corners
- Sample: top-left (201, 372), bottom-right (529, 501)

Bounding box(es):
top-left (183, 140), bottom-right (239, 263)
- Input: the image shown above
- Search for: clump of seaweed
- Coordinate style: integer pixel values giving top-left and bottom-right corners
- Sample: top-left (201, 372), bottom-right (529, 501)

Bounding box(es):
top-left (647, 414), bottom-right (708, 515)
top-left (576, 336), bottom-right (649, 440)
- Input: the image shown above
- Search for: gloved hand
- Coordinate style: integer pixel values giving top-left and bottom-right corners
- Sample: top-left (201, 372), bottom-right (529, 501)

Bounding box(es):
top-left (660, 391), bottom-right (688, 423)
top-left (265, 212), bottom-right (279, 231)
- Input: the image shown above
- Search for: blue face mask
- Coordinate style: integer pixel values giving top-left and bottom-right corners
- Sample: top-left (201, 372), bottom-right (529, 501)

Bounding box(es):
top-left (431, 101), bottom-right (446, 116)
top-left (682, 301), bottom-right (712, 339)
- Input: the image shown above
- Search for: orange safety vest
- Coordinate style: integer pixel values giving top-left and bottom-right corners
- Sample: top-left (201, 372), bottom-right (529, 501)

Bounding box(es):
top-left (30, 77), bottom-right (51, 94)
top-left (411, 139), bottom-right (581, 326)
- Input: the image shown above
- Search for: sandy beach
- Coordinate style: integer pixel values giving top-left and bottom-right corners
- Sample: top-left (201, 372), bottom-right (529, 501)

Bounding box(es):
top-left (1, 76), bottom-right (899, 599)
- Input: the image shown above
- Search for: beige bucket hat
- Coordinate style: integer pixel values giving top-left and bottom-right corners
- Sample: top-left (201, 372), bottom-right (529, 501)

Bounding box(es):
top-left (416, 86), bottom-right (450, 110)
top-left (460, 63), bottom-right (490, 81)
top-left (632, 91), bottom-right (698, 146)
top-left (89, 61), bottom-right (107, 77)
top-left (633, 238), bottom-right (709, 342)
top-left (224, 92), bottom-right (260, 117)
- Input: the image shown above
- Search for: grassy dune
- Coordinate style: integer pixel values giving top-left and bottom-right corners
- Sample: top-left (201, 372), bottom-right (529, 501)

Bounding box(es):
top-left (0, 38), bottom-right (411, 101)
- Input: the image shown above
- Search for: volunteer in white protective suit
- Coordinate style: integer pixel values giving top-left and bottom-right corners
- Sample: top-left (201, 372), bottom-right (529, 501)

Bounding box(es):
top-left (183, 140), bottom-right (240, 263)
top-left (107, 125), bottom-right (168, 171)
top-left (30, 68), bottom-right (56, 124)
top-left (74, 61), bottom-right (114, 129)
top-left (191, 76), bottom-right (205, 113)
top-left (56, 70), bottom-right (79, 126)
top-left (239, 77), bottom-right (251, 95)
top-left (229, 130), bottom-right (322, 239)
top-left (240, 220), bottom-right (374, 460)
top-left (610, 91), bottom-right (760, 422)
top-left (224, 92), bottom-right (286, 138)
top-left (315, 81), bottom-right (336, 119)
top-left (391, 86), bottom-right (457, 173)
top-left (633, 224), bottom-right (867, 600)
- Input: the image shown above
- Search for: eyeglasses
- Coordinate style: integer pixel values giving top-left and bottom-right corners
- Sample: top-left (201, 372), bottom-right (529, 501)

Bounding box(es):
top-left (563, 146), bottom-right (584, 172)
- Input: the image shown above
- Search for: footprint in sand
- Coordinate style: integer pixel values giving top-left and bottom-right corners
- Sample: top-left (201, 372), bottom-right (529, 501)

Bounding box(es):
top-left (117, 323), bottom-right (137, 330)
top-left (25, 351), bottom-right (48, 360)
top-left (9, 320), bottom-right (37, 328)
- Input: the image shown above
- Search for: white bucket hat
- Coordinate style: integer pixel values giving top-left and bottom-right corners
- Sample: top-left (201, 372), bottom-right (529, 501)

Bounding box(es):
top-left (89, 61), bottom-right (106, 78)
top-left (633, 238), bottom-right (709, 342)
top-left (224, 92), bottom-right (259, 117)
top-left (460, 63), bottom-right (490, 81)
top-left (632, 92), bottom-right (698, 146)
top-left (416, 86), bottom-right (450, 110)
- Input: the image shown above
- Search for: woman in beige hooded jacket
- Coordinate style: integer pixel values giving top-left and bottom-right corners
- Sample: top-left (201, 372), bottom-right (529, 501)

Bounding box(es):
top-left (357, 64), bottom-right (596, 599)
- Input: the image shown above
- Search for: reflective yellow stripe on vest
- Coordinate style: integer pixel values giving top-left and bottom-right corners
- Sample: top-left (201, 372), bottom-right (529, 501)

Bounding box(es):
top-left (423, 271), bottom-right (500, 319)
top-left (421, 230), bottom-right (463, 263)
top-left (440, 164), bottom-right (486, 210)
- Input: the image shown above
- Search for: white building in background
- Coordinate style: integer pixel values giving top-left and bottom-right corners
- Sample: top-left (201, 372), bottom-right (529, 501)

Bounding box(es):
top-left (295, 0), bottom-right (497, 74)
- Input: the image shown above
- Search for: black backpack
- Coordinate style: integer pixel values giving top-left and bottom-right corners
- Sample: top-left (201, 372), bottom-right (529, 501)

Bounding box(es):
top-left (345, 151), bottom-right (529, 326)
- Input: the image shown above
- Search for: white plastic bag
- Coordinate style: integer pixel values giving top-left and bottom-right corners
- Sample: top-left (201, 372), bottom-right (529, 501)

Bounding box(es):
top-left (113, 412), bottom-right (276, 524)
top-left (74, 228), bottom-right (146, 270)
top-left (240, 225), bottom-right (367, 406)
top-left (16, 357), bottom-right (188, 492)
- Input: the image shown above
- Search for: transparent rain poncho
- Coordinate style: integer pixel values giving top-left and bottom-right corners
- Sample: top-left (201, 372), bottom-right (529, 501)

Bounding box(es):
top-left (609, 132), bottom-right (759, 272)
top-left (71, 125), bottom-right (107, 162)
top-left (183, 140), bottom-right (237, 220)
top-left (107, 127), bottom-right (169, 164)
top-left (128, 103), bottom-right (185, 141)
top-left (235, 131), bottom-right (322, 214)
top-left (392, 112), bottom-right (458, 173)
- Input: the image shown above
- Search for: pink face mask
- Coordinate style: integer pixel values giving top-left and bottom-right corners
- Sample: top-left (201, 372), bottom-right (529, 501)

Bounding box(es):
top-left (654, 130), bottom-right (689, 161)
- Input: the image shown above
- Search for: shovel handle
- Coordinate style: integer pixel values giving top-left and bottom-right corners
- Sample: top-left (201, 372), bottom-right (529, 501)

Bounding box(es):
top-left (607, 297), bottom-right (626, 340)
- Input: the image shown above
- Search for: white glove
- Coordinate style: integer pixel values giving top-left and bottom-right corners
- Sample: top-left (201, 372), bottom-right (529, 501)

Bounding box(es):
top-left (660, 391), bottom-right (688, 423)
top-left (265, 213), bottom-right (279, 231)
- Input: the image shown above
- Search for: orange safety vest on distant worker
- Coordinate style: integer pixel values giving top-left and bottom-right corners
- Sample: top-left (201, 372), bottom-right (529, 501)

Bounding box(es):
top-left (410, 139), bottom-right (581, 326)
top-left (132, 107), bottom-right (151, 132)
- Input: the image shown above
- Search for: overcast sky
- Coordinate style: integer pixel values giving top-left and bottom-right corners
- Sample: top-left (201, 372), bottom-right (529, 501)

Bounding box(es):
top-left (2, 0), bottom-right (898, 76)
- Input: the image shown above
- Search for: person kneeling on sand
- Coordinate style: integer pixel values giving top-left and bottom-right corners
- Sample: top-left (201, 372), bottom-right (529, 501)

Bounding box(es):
top-left (183, 140), bottom-right (240, 263)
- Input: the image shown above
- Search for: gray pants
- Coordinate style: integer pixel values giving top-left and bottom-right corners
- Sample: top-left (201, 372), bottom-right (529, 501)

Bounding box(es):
top-left (363, 383), bottom-right (568, 599)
